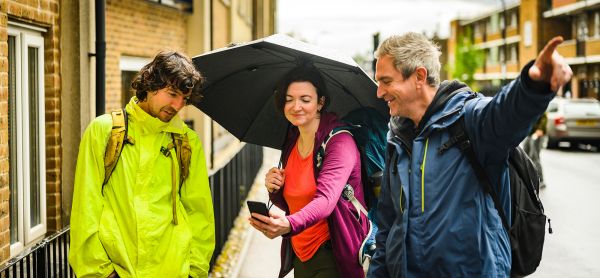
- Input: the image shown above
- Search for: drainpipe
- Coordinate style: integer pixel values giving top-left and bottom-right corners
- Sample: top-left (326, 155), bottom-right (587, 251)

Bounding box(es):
top-left (95, 0), bottom-right (106, 116)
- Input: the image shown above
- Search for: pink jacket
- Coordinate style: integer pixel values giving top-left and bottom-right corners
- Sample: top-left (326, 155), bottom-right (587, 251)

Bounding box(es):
top-left (269, 112), bottom-right (369, 278)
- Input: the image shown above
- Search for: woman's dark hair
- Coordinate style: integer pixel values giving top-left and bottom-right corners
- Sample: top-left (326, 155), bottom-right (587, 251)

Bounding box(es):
top-left (131, 51), bottom-right (204, 101)
top-left (274, 66), bottom-right (330, 113)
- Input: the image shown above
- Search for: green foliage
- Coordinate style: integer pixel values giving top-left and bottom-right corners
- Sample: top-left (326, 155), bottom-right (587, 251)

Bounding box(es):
top-left (449, 27), bottom-right (484, 89)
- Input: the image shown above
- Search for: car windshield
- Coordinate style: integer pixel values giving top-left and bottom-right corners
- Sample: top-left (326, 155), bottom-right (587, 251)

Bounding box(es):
top-left (564, 101), bottom-right (600, 116)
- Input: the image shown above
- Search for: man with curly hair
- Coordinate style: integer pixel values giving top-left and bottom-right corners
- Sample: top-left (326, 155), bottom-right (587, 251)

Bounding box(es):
top-left (69, 51), bottom-right (215, 278)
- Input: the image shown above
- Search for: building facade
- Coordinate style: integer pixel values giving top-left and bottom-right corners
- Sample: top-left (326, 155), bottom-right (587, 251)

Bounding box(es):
top-left (1, 0), bottom-right (275, 264)
top-left (449, 0), bottom-right (600, 100)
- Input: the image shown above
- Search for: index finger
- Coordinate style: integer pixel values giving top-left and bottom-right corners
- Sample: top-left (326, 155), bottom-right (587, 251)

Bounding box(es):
top-left (538, 36), bottom-right (564, 61)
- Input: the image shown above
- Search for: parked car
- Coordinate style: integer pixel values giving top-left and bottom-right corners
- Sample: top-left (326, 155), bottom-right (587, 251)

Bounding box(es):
top-left (545, 97), bottom-right (600, 149)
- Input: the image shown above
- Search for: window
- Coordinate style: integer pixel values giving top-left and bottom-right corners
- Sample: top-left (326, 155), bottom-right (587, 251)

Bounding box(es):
top-left (510, 44), bottom-right (518, 63)
top-left (595, 12), bottom-right (600, 38)
top-left (8, 23), bottom-right (47, 255)
top-left (511, 12), bottom-right (518, 28)
top-left (147, 0), bottom-right (192, 12)
top-left (120, 56), bottom-right (151, 106)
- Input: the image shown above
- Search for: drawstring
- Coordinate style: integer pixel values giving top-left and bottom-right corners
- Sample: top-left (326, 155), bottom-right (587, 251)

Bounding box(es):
top-left (163, 142), bottom-right (179, 225)
top-left (420, 138), bottom-right (429, 213)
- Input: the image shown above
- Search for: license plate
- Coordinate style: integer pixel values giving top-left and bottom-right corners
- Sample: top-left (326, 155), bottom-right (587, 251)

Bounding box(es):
top-left (576, 120), bottom-right (598, 126)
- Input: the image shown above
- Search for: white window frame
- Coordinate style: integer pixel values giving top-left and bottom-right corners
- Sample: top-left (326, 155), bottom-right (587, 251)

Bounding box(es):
top-left (8, 23), bottom-right (47, 256)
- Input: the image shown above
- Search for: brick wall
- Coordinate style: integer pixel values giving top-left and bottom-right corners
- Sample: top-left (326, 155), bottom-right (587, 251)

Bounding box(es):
top-left (0, 1), bottom-right (9, 263)
top-left (105, 0), bottom-right (189, 112)
top-left (0, 0), bottom-right (61, 262)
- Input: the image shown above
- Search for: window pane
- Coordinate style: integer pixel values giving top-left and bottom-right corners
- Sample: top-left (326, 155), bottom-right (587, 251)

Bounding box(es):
top-left (8, 35), bottom-right (19, 244)
top-left (28, 46), bottom-right (41, 227)
top-left (121, 71), bottom-right (137, 106)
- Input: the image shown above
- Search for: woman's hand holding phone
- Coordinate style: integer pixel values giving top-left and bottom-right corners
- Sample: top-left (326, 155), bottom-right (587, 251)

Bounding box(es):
top-left (248, 203), bottom-right (291, 239)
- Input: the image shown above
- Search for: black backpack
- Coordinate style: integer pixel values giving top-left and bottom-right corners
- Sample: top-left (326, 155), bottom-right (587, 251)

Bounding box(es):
top-left (440, 108), bottom-right (553, 277)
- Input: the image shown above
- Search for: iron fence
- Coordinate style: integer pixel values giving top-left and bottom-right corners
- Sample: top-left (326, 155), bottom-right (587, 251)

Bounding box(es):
top-left (0, 144), bottom-right (263, 277)
top-left (209, 144), bottom-right (263, 266)
top-left (0, 227), bottom-right (72, 278)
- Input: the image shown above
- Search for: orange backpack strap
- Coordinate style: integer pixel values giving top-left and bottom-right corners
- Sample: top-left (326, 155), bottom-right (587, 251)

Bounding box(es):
top-left (172, 132), bottom-right (191, 188)
top-left (103, 109), bottom-right (130, 189)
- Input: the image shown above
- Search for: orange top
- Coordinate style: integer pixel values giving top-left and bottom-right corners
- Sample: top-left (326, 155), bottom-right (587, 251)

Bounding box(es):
top-left (283, 141), bottom-right (330, 262)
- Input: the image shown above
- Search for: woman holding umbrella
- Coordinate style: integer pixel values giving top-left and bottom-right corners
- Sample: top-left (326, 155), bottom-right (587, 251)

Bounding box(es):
top-left (248, 66), bottom-right (370, 277)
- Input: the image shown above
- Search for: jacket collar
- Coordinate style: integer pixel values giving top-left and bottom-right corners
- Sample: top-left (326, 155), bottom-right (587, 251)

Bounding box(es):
top-left (280, 112), bottom-right (343, 168)
top-left (390, 80), bottom-right (472, 151)
top-left (125, 96), bottom-right (186, 135)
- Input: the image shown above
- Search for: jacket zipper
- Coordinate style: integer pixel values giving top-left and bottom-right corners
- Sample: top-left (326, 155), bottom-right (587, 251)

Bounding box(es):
top-left (420, 138), bottom-right (429, 213)
top-left (392, 135), bottom-right (410, 213)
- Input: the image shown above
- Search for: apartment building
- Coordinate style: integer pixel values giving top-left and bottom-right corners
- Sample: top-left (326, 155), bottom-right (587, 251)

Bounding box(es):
top-left (544, 0), bottom-right (600, 100)
top-left (1, 0), bottom-right (275, 264)
top-left (449, 0), bottom-right (600, 100)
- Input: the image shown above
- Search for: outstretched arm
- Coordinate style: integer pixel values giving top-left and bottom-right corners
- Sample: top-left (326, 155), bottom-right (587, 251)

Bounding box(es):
top-left (529, 36), bottom-right (573, 92)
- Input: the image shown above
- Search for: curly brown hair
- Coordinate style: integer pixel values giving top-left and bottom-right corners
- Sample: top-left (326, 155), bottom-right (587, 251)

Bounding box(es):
top-left (131, 51), bottom-right (204, 101)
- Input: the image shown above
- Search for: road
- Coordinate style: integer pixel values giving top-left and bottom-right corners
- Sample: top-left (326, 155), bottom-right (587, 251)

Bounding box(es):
top-left (531, 146), bottom-right (600, 277)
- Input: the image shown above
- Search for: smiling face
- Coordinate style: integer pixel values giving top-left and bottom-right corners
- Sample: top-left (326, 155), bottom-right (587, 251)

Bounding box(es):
top-left (138, 86), bottom-right (190, 122)
top-left (283, 81), bottom-right (323, 128)
top-left (375, 54), bottom-right (419, 118)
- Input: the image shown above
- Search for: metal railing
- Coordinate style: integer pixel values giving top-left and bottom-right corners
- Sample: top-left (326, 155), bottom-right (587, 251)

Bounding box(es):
top-left (0, 228), bottom-right (72, 278)
top-left (0, 144), bottom-right (263, 277)
top-left (209, 144), bottom-right (263, 266)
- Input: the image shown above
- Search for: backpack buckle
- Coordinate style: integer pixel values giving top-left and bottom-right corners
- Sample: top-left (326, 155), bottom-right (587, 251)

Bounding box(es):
top-left (457, 138), bottom-right (471, 151)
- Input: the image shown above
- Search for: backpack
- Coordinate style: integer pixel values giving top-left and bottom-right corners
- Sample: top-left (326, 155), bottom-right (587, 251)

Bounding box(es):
top-left (440, 102), bottom-right (553, 277)
top-left (102, 109), bottom-right (192, 190)
top-left (316, 107), bottom-right (388, 266)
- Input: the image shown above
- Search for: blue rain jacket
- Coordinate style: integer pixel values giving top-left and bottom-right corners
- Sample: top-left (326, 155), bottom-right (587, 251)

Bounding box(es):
top-left (368, 62), bottom-right (554, 277)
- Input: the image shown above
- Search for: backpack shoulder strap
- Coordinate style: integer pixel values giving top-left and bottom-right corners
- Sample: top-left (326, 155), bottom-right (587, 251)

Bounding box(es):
top-left (316, 126), bottom-right (368, 220)
top-left (171, 132), bottom-right (191, 187)
top-left (103, 109), bottom-right (129, 187)
top-left (316, 126), bottom-right (353, 170)
top-left (438, 100), bottom-right (511, 232)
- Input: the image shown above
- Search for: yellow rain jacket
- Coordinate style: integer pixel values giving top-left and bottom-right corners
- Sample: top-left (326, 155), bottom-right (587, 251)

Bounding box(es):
top-left (69, 98), bottom-right (215, 278)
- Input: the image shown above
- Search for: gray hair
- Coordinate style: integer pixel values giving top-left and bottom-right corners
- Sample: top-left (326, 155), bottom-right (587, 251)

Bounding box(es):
top-left (375, 32), bottom-right (442, 87)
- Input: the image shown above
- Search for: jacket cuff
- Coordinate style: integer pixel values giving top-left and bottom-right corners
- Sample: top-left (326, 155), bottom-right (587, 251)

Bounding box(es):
top-left (520, 60), bottom-right (553, 94)
top-left (283, 215), bottom-right (298, 237)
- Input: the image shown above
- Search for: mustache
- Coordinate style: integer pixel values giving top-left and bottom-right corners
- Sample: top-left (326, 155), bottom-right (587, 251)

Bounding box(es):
top-left (163, 107), bottom-right (177, 114)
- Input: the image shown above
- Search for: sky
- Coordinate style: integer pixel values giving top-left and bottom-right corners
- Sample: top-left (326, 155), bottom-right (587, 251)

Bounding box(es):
top-left (276, 0), bottom-right (517, 58)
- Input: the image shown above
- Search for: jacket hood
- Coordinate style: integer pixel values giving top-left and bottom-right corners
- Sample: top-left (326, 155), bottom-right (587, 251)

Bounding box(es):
top-left (390, 80), bottom-right (470, 150)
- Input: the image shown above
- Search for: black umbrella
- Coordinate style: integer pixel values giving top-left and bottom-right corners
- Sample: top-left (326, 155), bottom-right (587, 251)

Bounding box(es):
top-left (192, 34), bottom-right (388, 149)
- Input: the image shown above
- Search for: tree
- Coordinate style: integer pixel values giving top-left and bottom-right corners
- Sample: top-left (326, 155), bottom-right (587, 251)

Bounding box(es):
top-left (450, 27), bottom-right (484, 89)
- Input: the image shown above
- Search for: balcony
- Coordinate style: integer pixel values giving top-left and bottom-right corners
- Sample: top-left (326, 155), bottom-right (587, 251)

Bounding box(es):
top-left (552, 0), bottom-right (580, 9)
top-left (486, 64), bottom-right (502, 73)
top-left (585, 37), bottom-right (600, 56)
top-left (487, 32), bottom-right (502, 41)
top-left (557, 39), bottom-right (577, 58)
top-left (506, 27), bottom-right (519, 37)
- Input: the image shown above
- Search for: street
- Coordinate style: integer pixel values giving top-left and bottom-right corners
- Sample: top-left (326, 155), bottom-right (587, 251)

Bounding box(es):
top-left (531, 146), bottom-right (600, 277)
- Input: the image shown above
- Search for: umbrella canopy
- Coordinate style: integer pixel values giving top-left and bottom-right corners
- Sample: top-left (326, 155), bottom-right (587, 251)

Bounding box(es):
top-left (192, 34), bottom-right (389, 149)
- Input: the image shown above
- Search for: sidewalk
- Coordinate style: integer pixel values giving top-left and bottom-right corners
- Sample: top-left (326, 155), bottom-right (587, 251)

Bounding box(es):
top-left (231, 147), bottom-right (293, 278)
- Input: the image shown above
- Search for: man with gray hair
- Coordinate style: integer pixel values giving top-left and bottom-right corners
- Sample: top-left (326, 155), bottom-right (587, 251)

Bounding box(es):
top-left (367, 32), bottom-right (571, 277)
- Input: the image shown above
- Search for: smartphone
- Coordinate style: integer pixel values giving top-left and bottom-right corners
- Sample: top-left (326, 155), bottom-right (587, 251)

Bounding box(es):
top-left (247, 200), bottom-right (270, 219)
